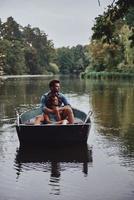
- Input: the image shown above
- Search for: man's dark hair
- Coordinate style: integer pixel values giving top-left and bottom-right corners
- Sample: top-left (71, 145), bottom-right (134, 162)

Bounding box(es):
top-left (49, 79), bottom-right (60, 88)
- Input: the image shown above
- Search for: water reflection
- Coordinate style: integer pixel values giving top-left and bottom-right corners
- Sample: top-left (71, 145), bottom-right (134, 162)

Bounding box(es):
top-left (15, 144), bottom-right (93, 195)
top-left (1, 77), bottom-right (134, 199)
top-left (90, 79), bottom-right (134, 168)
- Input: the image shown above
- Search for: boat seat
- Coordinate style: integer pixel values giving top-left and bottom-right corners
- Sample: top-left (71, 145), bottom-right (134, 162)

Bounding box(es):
top-left (24, 118), bottom-right (36, 125)
top-left (74, 118), bottom-right (83, 124)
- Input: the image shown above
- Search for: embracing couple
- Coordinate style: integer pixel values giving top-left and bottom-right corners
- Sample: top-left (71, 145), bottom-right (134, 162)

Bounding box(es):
top-left (34, 79), bottom-right (75, 125)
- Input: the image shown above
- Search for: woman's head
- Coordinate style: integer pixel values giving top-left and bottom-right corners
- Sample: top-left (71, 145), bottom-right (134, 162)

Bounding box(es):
top-left (47, 94), bottom-right (61, 108)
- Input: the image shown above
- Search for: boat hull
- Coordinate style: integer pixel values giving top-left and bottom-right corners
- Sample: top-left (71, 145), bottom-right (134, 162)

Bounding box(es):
top-left (16, 107), bottom-right (91, 146)
top-left (16, 123), bottom-right (90, 146)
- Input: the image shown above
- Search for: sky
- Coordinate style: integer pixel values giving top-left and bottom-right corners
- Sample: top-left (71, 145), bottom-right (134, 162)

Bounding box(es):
top-left (0, 0), bottom-right (114, 47)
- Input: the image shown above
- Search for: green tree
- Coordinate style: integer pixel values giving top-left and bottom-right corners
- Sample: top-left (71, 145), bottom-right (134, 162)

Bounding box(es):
top-left (0, 39), bottom-right (26, 74)
top-left (56, 45), bottom-right (90, 75)
top-left (1, 16), bottom-right (22, 41)
top-left (23, 26), bottom-right (55, 74)
top-left (84, 0), bottom-right (134, 75)
top-left (71, 45), bottom-right (89, 74)
top-left (92, 0), bottom-right (134, 43)
top-left (24, 46), bottom-right (40, 74)
top-left (56, 47), bottom-right (73, 74)
top-left (48, 63), bottom-right (59, 74)
top-left (126, 7), bottom-right (134, 27)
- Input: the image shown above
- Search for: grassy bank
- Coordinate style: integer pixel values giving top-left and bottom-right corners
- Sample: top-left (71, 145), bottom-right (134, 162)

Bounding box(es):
top-left (81, 71), bottom-right (134, 80)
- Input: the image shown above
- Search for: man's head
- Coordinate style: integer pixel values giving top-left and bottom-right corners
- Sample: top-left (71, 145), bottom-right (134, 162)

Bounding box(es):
top-left (49, 80), bottom-right (60, 93)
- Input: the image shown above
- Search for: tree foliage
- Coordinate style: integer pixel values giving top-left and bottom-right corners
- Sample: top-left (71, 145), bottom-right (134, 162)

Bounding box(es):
top-left (0, 17), bottom-right (55, 75)
top-left (0, 17), bottom-right (89, 75)
top-left (92, 0), bottom-right (134, 44)
top-left (56, 45), bottom-right (90, 75)
top-left (84, 0), bottom-right (134, 76)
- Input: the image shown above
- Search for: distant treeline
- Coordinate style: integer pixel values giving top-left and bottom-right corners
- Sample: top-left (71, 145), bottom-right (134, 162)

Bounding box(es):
top-left (0, 0), bottom-right (134, 78)
top-left (0, 17), bottom-right (89, 75)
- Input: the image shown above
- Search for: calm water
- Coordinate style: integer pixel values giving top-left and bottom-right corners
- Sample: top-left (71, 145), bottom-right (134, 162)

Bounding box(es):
top-left (0, 76), bottom-right (134, 200)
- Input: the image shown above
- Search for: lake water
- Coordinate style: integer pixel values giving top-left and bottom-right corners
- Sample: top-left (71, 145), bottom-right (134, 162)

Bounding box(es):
top-left (0, 76), bottom-right (134, 200)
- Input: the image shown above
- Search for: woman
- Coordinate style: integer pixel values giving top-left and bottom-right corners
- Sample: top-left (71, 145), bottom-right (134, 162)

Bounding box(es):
top-left (34, 94), bottom-right (72, 125)
top-left (43, 94), bottom-right (69, 125)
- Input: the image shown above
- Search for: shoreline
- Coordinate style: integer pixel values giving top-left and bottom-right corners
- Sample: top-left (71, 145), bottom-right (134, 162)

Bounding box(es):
top-left (0, 74), bottom-right (54, 80)
top-left (81, 71), bottom-right (134, 79)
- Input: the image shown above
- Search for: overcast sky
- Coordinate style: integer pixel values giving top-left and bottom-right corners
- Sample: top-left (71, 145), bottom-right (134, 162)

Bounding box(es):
top-left (0, 0), bottom-right (113, 47)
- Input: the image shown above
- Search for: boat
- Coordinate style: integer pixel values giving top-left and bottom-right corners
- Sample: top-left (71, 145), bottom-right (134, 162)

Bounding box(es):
top-left (16, 107), bottom-right (92, 146)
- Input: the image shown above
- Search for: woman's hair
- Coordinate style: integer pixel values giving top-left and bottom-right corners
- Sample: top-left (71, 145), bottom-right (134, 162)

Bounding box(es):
top-left (46, 94), bottom-right (62, 108)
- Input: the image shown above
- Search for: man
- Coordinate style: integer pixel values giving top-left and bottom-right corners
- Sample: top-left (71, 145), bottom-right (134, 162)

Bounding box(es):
top-left (34, 79), bottom-right (74, 125)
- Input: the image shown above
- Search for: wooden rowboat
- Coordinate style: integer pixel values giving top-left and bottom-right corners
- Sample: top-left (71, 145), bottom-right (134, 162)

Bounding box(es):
top-left (16, 107), bottom-right (92, 146)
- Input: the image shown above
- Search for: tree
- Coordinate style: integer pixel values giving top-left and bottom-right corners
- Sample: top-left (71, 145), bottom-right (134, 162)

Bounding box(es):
top-left (0, 39), bottom-right (26, 75)
top-left (71, 45), bottom-right (89, 74)
top-left (1, 17), bottom-right (22, 41)
top-left (23, 26), bottom-right (55, 74)
top-left (48, 63), bottom-right (59, 74)
top-left (24, 46), bottom-right (40, 74)
top-left (92, 0), bottom-right (134, 43)
top-left (56, 47), bottom-right (73, 74)
top-left (56, 45), bottom-right (90, 75)
top-left (126, 7), bottom-right (134, 27)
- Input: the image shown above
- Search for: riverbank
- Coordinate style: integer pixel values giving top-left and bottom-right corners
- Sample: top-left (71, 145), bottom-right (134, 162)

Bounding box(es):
top-left (0, 74), bottom-right (54, 80)
top-left (81, 71), bottom-right (134, 79)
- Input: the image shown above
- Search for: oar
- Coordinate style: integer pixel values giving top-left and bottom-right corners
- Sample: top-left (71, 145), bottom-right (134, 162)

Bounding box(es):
top-left (80, 110), bottom-right (92, 133)
top-left (16, 110), bottom-right (20, 126)
top-left (84, 110), bottom-right (92, 124)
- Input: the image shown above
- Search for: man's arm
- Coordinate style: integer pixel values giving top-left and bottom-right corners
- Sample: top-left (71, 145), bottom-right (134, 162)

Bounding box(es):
top-left (59, 93), bottom-right (70, 106)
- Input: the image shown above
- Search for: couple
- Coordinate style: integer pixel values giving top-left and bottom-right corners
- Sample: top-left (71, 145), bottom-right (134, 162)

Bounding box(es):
top-left (34, 79), bottom-right (75, 125)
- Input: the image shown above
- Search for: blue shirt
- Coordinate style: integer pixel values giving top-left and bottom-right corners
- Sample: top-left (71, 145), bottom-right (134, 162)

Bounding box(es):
top-left (40, 92), bottom-right (70, 113)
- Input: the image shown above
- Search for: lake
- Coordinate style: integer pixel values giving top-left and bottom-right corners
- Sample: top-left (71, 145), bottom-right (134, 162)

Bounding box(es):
top-left (0, 76), bottom-right (134, 200)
